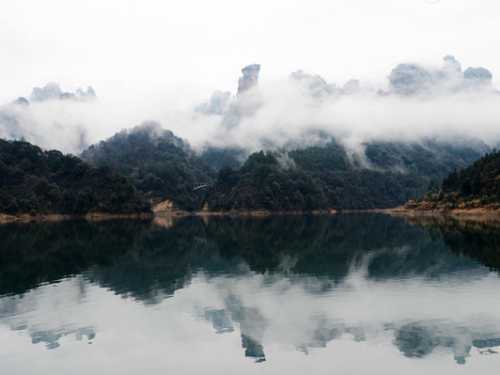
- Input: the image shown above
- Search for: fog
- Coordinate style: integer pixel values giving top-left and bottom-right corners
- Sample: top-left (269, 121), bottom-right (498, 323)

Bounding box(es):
top-left (1, 56), bottom-right (500, 155)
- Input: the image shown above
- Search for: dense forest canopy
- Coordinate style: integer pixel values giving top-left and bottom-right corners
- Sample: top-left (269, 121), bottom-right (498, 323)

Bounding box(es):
top-left (205, 139), bottom-right (486, 211)
top-left (0, 138), bottom-right (149, 214)
top-left (206, 151), bottom-right (329, 211)
top-left (0, 56), bottom-right (498, 214)
top-left (411, 149), bottom-right (500, 208)
top-left (79, 121), bottom-right (487, 212)
top-left (1, 121), bottom-right (490, 214)
top-left (81, 122), bottom-right (214, 210)
top-left (442, 150), bottom-right (500, 198)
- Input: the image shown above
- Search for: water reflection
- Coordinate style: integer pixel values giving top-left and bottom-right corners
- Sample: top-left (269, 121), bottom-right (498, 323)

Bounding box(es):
top-left (1, 214), bottom-right (500, 374)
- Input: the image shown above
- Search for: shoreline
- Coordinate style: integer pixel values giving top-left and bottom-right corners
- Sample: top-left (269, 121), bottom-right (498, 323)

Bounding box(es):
top-left (3, 206), bottom-right (500, 225)
top-left (0, 209), bottom-right (339, 224)
top-left (382, 206), bottom-right (500, 223)
top-left (0, 212), bottom-right (154, 224)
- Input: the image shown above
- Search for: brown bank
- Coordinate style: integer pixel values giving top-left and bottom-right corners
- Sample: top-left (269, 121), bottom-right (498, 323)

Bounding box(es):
top-left (385, 199), bottom-right (500, 224)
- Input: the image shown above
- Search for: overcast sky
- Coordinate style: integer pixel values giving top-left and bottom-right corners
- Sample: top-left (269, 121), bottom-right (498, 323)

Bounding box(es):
top-left (1, 0), bottom-right (499, 103)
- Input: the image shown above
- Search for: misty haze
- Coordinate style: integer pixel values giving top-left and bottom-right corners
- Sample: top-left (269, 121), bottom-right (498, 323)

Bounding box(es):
top-left (1, 1), bottom-right (500, 375)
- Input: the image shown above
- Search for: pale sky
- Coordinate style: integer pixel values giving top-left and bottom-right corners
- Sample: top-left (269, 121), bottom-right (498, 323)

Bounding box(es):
top-left (1, 0), bottom-right (499, 103)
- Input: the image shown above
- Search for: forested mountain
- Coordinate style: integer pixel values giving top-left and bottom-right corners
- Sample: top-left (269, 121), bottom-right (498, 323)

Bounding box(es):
top-left (0, 139), bottom-right (149, 215)
top-left (198, 146), bottom-right (247, 171)
top-left (81, 122), bottom-right (214, 210)
top-left (442, 150), bottom-right (500, 198)
top-left (407, 149), bottom-right (500, 209)
top-left (0, 128), bottom-right (489, 215)
top-left (206, 152), bottom-right (328, 211)
top-left (205, 139), bottom-right (487, 211)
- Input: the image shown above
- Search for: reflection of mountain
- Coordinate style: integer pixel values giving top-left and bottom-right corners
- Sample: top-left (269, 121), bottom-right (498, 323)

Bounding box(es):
top-left (0, 277), bottom-right (95, 350)
top-left (2, 214), bottom-right (500, 362)
top-left (204, 309), bottom-right (234, 334)
top-left (394, 322), bottom-right (500, 365)
top-left (225, 295), bottom-right (267, 362)
top-left (205, 297), bottom-right (267, 362)
top-left (0, 214), bottom-right (497, 300)
top-left (439, 224), bottom-right (500, 273)
top-left (30, 326), bottom-right (95, 350)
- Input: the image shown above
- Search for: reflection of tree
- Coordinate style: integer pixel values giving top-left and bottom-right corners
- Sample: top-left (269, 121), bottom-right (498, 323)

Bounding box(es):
top-left (2, 214), bottom-right (500, 360)
top-left (0, 214), bottom-right (495, 302)
top-left (402, 217), bottom-right (500, 274)
top-left (441, 225), bottom-right (500, 273)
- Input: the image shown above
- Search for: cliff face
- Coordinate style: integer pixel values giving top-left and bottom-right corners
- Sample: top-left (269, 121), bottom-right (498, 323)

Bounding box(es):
top-left (237, 64), bottom-right (261, 95)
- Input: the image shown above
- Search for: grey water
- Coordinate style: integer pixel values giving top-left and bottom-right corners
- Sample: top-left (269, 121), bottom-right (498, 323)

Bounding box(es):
top-left (1, 214), bottom-right (500, 374)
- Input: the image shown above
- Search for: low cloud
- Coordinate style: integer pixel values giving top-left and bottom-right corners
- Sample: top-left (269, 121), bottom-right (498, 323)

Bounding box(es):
top-left (1, 56), bottom-right (500, 155)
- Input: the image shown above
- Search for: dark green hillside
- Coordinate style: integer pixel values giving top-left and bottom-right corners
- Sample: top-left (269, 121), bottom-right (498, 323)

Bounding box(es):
top-left (408, 149), bottom-right (500, 209)
top-left (206, 139), bottom-right (486, 211)
top-left (81, 122), bottom-right (214, 210)
top-left (0, 139), bottom-right (149, 214)
top-left (199, 146), bottom-right (247, 171)
top-left (206, 151), bottom-right (328, 211)
top-left (441, 150), bottom-right (500, 199)
top-left (80, 121), bottom-right (487, 212)
top-left (365, 139), bottom-right (486, 179)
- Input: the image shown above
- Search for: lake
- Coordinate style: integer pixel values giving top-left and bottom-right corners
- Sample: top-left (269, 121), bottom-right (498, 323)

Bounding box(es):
top-left (1, 213), bottom-right (500, 374)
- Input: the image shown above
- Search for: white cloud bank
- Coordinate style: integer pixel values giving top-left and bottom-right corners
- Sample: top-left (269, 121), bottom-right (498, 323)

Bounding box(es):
top-left (1, 56), bottom-right (500, 155)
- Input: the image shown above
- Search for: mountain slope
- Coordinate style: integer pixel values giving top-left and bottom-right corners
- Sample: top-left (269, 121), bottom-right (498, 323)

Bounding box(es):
top-left (81, 122), bottom-right (214, 210)
top-left (206, 151), bottom-right (328, 211)
top-left (206, 139), bottom-right (487, 211)
top-left (0, 139), bottom-right (149, 215)
top-left (406, 149), bottom-right (500, 210)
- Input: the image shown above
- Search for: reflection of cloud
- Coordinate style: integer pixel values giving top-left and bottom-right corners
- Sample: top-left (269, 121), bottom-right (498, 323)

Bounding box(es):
top-left (3, 218), bottom-right (500, 371)
top-left (0, 276), bottom-right (95, 350)
top-left (194, 250), bottom-right (500, 364)
top-left (3, 57), bottom-right (500, 158)
top-left (1, 260), bottom-right (500, 370)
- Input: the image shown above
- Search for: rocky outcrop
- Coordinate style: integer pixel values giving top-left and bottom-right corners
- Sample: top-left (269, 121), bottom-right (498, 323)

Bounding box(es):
top-left (388, 55), bottom-right (494, 95)
top-left (237, 64), bottom-right (260, 95)
top-left (30, 83), bottom-right (96, 102)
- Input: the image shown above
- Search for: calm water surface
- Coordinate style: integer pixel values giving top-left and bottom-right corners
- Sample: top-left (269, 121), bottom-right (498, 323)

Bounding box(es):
top-left (1, 214), bottom-right (500, 374)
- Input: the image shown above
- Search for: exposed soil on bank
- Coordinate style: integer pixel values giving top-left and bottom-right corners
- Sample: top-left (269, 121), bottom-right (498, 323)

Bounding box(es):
top-left (384, 206), bottom-right (500, 224)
